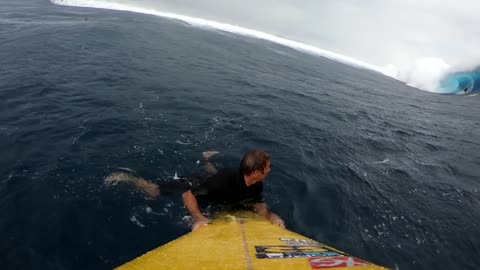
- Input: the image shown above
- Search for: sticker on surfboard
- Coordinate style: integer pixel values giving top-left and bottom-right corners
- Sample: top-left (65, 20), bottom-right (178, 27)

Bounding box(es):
top-left (255, 245), bottom-right (341, 259)
top-left (309, 256), bottom-right (369, 269)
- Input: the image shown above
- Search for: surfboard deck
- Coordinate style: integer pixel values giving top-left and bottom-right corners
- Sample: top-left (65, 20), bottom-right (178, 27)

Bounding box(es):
top-left (115, 211), bottom-right (387, 270)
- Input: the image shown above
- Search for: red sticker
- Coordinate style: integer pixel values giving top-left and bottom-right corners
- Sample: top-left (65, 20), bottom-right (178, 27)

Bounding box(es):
top-left (309, 256), bottom-right (368, 269)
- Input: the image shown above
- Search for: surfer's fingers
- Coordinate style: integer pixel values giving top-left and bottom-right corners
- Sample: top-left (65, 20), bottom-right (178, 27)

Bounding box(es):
top-left (192, 223), bottom-right (208, 231)
top-left (273, 220), bottom-right (285, 228)
top-left (192, 218), bottom-right (210, 231)
top-left (269, 214), bottom-right (285, 228)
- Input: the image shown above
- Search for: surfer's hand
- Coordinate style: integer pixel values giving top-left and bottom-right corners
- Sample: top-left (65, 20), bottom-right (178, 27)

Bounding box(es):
top-left (192, 216), bottom-right (209, 231)
top-left (269, 213), bottom-right (285, 228)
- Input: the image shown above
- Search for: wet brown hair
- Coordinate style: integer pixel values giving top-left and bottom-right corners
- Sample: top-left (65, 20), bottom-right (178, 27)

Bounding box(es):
top-left (240, 149), bottom-right (271, 176)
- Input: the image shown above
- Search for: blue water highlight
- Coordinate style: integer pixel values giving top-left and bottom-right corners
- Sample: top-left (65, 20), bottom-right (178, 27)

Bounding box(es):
top-left (438, 67), bottom-right (480, 95)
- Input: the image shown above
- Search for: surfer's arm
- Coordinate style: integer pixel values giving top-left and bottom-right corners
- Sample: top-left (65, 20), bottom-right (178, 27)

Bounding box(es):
top-left (254, 202), bottom-right (285, 228)
top-left (133, 178), bottom-right (160, 198)
top-left (182, 190), bottom-right (209, 230)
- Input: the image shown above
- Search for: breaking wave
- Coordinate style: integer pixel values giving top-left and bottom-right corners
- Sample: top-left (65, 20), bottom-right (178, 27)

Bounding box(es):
top-left (438, 67), bottom-right (480, 95)
top-left (388, 58), bottom-right (480, 95)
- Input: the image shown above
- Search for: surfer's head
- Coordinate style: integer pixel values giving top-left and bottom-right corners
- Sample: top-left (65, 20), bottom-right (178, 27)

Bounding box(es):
top-left (240, 149), bottom-right (271, 181)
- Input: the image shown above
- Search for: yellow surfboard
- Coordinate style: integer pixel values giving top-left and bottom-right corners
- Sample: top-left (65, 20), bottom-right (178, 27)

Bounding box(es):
top-left (115, 212), bottom-right (388, 270)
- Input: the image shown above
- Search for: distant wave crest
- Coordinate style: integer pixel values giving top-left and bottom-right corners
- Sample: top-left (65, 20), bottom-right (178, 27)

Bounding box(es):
top-left (50, 0), bottom-right (384, 72)
top-left (51, 0), bottom-right (478, 95)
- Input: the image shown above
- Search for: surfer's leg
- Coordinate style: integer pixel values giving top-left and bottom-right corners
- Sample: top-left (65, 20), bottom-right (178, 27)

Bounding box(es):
top-left (151, 175), bottom-right (198, 194)
top-left (205, 161), bottom-right (217, 175)
top-left (104, 169), bottom-right (159, 198)
top-left (133, 178), bottom-right (160, 198)
top-left (202, 151), bottom-right (219, 175)
top-left (104, 168), bottom-right (142, 185)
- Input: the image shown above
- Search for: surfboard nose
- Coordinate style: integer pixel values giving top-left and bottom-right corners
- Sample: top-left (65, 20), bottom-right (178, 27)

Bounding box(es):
top-left (114, 211), bottom-right (388, 270)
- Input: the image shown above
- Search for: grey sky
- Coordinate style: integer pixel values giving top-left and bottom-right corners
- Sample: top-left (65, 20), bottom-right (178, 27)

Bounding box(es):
top-left (111, 0), bottom-right (480, 69)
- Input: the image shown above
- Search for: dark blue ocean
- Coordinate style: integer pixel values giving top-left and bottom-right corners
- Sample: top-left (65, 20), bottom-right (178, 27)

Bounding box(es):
top-left (1, 1), bottom-right (479, 269)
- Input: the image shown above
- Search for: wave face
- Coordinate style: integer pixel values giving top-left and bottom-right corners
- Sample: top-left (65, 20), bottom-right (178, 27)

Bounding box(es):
top-left (50, 0), bottom-right (478, 96)
top-left (49, 0), bottom-right (385, 73)
top-left (438, 68), bottom-right (480, 95)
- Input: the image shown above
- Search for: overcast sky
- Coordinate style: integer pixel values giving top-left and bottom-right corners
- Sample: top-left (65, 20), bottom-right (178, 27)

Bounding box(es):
top-left (113, 0), bottom-right (479, 70)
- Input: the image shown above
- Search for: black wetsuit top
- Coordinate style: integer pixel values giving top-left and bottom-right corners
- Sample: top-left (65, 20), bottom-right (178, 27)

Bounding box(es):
top-left (191, 168), bottom-right (263, 204)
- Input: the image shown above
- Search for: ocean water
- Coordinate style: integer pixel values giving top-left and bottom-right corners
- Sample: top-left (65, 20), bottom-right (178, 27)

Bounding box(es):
top-left (1, 1), bottom-right (479, 269)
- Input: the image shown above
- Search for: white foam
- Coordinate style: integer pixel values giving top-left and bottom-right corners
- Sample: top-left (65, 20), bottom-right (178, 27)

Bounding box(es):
top-left (130, 215), bottom-right (145, 227)
top-left (373, 158), bottom-right (389, 164)
top-left (387, 58), bottom-right (451, 92)
top-left (377, 58), bottom-right (479, 93)
top-left (50, 0), bottom-right (385, 74)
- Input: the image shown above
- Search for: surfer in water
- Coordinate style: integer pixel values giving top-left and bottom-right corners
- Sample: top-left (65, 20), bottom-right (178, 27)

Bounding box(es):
top-left (104, 149), bottom-right (285, 231)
